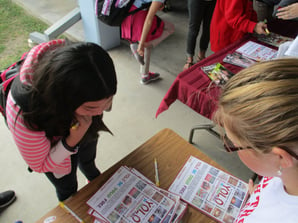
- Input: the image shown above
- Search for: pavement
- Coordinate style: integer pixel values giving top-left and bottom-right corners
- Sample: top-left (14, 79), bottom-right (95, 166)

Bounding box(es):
top-left (1, 1), bottom-right (253, 222)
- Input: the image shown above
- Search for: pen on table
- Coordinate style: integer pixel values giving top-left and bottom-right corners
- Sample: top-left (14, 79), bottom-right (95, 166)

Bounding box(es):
top-left (263, 19), bottom-right (270, 35)
top-left (154, 158), bottom-right (160, 187)
top-left (59, 202), bottom-right (85, 223)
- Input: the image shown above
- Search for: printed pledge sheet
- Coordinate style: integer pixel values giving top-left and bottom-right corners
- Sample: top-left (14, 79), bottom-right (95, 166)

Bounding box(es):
top-left (169, 156), bottom-right (249, 223)
top-left (236, 41), bottom-right (277, 61)
top-left (87, 166), bottom-right (179, 223)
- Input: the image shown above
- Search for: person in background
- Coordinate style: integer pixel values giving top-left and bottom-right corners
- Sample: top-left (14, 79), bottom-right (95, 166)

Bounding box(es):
top-left (214, 58), bottom-right (298, 222)
top-left (0, 190), bottom-right (16, 209)
top-left (6, 40), bottom-right (117, 201)
top-left (210, 0), bottom-right (268, 52)
top-left (183, 0), bottom-right (216, 70)
top-left (253, 0), bottom-right (276, 21)
top-left (276, 1), bottom-right (298, 20)
top-left (121, 0), bottom-right (174, 85)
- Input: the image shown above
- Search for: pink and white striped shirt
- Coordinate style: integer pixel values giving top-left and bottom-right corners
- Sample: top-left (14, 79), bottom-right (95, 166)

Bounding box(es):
top-left (6, 40), bottom-right (75, 178)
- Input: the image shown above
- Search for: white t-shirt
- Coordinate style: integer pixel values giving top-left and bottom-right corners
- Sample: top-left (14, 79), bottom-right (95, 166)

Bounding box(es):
top-left (235, 177), bottom-right (298, 223)
top-left (277, 35), bottom-right (298, 58)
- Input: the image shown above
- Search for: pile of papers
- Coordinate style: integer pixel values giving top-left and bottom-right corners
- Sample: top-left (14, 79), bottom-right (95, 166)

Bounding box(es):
top-left (168, 156), bottom-right (249, 223)
top-left (223, 52), bottom-right (256, 68)
top-left (256, 32), bottom-right (294, 48)
top-left (86, 166), bottom-right (188, 223)
top-left (236, 41), bottom-right (277, 61)
top-left (86, 156), bottom-right (249, 223)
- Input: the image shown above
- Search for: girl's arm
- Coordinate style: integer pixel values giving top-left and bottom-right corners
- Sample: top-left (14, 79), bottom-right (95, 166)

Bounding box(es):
top-left (223, 0), bottom-right (265, 34)
top-left (137, 1), bottom-right (164, 56)
top-left (6, 93), bottom-right (77, 177)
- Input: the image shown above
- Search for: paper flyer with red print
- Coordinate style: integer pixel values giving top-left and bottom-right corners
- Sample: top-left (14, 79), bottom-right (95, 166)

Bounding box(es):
top-left (236, 41), bottom-right (277, 61)
top-left (87, 166), bottom-right (187, 223)
top-left (168, 156), bottom-right (249, 223)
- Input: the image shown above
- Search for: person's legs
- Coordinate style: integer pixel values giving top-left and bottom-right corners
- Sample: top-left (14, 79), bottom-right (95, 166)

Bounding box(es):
top-left (78, 139), bottom-right (101, 181)
top-left (129, 17), bottom-right (174, 67)
top-left (139, 45), bottom-right (160, 85)
top-left (199, 0), bottom-right (216, 60)
top-left (141, 45), bottom-right (152, 75)
top-left (138, 18), bottom-right (174, 84)
top-left (186, 0), bottom-right (203, 57)
top-left (45, 154), bottom-right (78, 201)
top-left (130, 43), bottom-right (145, 65)
top-left (184, 0), bottom-right (204, 69)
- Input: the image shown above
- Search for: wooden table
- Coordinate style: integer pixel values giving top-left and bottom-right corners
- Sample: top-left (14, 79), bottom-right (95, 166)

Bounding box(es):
top-left (36, 128), bottom-right (227, 223)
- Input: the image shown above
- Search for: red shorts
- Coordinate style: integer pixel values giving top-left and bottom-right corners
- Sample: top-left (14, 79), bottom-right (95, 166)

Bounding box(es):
top-left (121, 5), bottom-right (165, 43)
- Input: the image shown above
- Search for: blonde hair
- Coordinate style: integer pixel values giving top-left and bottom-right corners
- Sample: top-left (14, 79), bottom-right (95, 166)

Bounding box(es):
top-left (214, 58), bottom-right (298, 152)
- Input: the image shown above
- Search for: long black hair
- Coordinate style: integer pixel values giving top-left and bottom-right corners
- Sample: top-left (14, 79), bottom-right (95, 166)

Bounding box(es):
top-left (21, 41), bottom-right (117, 142)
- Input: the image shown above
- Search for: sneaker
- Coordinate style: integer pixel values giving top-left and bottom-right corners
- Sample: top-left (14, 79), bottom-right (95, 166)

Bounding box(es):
top-left (130, 43), bottom-right (145, 65)
top-left (0, 190), bottom-right (16, 209)
top-left (140, 72), bottom-right (160, 85)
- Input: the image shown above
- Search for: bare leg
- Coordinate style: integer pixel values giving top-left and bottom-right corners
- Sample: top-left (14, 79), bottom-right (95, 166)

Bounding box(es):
top-left (140, 45), bottom-right (152, 75)
top-left (198, 50), bottom-right (206, 61)
top-left (183, 56), bottom-right (194, 71)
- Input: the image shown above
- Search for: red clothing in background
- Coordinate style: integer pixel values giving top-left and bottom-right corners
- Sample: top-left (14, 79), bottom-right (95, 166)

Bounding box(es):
top-left (210, 0), bottom-right (258, 52)
top-left (121, 5), bottom-right (164, 43)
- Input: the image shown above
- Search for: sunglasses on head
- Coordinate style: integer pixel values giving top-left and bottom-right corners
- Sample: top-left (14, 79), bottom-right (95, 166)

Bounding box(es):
top-left (222, 135), bottom-right (298, 160)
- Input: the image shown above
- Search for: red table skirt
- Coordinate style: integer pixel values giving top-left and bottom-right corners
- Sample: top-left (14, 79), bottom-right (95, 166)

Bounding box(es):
top-left (156, 35), bottom-right (265, 119)
top-left (155, 17), bottom-right (298, 119)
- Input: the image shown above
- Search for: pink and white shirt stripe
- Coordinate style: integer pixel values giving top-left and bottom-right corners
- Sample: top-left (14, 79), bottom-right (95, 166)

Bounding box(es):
top-left (6, 40), bottom-right (76, 178)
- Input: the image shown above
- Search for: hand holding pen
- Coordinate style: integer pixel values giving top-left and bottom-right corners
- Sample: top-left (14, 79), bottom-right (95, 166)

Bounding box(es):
top-left (254, 21), bottom-right (269, 35)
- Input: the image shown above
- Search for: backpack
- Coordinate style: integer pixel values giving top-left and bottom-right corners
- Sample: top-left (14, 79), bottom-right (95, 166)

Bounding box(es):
top-left (0, 52), bottom-right (27, 122)
top-left (95, 0), bottom-right (152, 26)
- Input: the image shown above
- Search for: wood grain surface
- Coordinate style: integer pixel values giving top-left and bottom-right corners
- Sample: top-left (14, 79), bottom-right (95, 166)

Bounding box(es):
top-left (36, 128), bottom-right (224, 223)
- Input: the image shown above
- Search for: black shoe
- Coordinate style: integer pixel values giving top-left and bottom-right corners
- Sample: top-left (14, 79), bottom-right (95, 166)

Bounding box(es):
top-left (0, 190), bottom-right (16, 209)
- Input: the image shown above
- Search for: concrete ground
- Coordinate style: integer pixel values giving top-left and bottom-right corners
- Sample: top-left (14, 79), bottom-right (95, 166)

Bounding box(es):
top-left (1, 1), bottom-right (253, 222)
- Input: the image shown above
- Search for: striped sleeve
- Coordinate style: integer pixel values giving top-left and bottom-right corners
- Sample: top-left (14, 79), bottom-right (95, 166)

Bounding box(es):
top-left (6, 92), bottom-right (76, 176)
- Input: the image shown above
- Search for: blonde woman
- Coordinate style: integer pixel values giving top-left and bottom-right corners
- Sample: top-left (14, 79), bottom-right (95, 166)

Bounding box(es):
top-left (213, 58), bottom-right (298, 222)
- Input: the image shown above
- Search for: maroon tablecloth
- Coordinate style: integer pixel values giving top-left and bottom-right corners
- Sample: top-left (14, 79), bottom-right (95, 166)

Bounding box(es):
top-left (156, 28), bottom-right (291, 119)
top-left (155, 36), bottom-right (253, 119)
top-left (156, 17), bottom-right (297, 120)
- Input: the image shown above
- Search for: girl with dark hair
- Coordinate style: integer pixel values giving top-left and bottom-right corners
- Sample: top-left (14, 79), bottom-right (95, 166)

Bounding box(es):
top-left (6, 39), bottom-right (117, 201)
